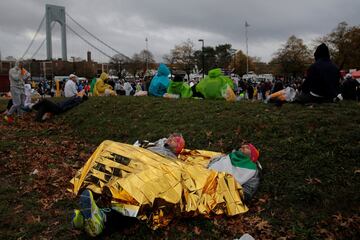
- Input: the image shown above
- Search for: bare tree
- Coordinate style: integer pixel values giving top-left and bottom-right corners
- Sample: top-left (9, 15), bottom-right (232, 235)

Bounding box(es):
top-left (271, 35), bottom-right (311, 78)
top-left (164, 39), bottom-right (195, 78)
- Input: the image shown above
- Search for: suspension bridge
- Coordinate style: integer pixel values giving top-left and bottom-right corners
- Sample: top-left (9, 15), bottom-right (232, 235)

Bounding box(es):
top-left (0, 4), bottom-right (132, 92)
top-left (21, 4), bottom-right (129, 62)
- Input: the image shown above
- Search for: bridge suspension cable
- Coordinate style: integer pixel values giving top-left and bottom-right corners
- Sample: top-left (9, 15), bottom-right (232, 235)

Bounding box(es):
top-left (65, 12), bottom-right (129, 60)
top-left (65, 23), bottom-right (113, 59)
top-left (30, 23), bottom-right (56, 59)
top-left (21, 14), bottom-right (46, 59)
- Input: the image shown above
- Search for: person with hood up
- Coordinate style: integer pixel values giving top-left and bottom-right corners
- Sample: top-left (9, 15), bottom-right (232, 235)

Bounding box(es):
top-left (149, 63), bottom-right (170, 97)
top-left (93, 72), bottom-right (116, 96)
top-left (4, 60), bottom-right (27, 123)
top-left (195, 68), bottom-right (234, 100)
top-left (165, 70), bottom-right (193, 98)
top-left (297, 43), bottom-right (342, 103)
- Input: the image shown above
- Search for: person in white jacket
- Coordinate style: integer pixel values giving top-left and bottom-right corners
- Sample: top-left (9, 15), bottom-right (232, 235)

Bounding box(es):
top-left (5, 61), bottom-right (26, 121)
top-left (64, 74), bottom-right (79, 97)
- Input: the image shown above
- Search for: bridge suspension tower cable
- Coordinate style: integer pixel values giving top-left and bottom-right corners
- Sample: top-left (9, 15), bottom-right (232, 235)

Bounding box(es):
top-left (65, 12), bottom-right (129, 60)
top-left (21, 14), bottom-right (46, 59)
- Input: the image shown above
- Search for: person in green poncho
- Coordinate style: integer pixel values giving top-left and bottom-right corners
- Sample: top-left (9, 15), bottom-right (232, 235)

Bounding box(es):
top-left (195, 68), bottom-right (234, 99)
top-left (166, 70), bottom-right (193, 98)
top-left (89, 77), bottom-right (97, 96)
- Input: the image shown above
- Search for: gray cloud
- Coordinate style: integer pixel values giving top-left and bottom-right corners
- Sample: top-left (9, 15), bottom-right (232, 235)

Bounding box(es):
top-left (1, 0), bottom-right (359, 63)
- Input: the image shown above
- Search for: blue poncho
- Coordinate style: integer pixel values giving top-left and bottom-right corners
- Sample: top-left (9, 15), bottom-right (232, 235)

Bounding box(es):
top-left (149, 63), bottom-right (170, 97)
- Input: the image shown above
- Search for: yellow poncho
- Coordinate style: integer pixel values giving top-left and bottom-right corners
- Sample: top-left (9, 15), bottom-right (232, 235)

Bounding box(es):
top-left (93, 72), bottom-right (115, 96)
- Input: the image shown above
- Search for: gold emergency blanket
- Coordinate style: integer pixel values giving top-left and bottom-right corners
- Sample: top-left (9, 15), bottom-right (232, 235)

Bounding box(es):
top-left (70, 140), bottom-right (248, 229)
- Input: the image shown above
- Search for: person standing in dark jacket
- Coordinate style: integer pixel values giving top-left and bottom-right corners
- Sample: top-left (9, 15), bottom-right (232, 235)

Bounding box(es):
top-left (296, 43), bottom-right (342, 103)
top-left (247, 82), bottom-right (254, 100)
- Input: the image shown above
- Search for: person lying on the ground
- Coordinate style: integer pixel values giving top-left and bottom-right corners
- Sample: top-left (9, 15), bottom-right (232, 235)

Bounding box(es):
top-left (69, 135), bottom-right (261, 237)
top-left (32, 90), bottom-right (88, 122)
top-left (134, 133), bottom-right (186, 159)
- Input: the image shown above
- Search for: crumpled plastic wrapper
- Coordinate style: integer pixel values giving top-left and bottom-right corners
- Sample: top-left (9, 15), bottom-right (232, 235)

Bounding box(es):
top-left (69, 140), bottom-right (248, 229)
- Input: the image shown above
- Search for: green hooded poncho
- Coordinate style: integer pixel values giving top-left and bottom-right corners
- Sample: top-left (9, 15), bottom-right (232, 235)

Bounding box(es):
top-left (195, 68), bottom-right (234, 99)
top-left (167, 81), bottom-right (193, 98)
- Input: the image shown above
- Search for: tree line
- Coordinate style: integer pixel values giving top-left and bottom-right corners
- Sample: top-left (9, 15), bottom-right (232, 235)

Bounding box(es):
top-left (111, 22), bottom-right (360, 79)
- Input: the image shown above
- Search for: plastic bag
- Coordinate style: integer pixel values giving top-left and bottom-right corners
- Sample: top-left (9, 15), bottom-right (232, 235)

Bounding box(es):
top-left (266, 87), bottom-right (296, 103)
top-left (221, 84), bottom-right (236, 102)
top-left (134, 91), bottom-right (148, 96)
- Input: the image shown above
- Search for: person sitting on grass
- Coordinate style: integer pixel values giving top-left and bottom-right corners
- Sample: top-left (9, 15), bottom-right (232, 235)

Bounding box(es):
top-left (32, 90), bottom-right (88, 122)
top-left (296, 43), bottom-right (342, 104)
top-left (165, 70), bottom-right (193, 98)
top-left (70, 135), bottom-right (261, 237)
top-left (64, 74), bottom-right (79, 98)
top-left (148, 63), bottom-right (171, 97)
top-left (93, 72), bottom-right (116, 96)
top-left (341, 74), bottom-right (360, 101)
top-left (195, 68), bottom-right (235, 101)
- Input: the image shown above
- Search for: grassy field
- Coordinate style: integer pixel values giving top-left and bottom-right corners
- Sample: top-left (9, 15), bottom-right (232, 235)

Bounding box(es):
top-left (0, 96), bottom-right (359, 239)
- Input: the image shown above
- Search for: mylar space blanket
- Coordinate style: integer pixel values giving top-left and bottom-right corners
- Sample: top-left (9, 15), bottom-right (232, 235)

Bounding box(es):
top-left (69, 140), bottom-right (248, 229)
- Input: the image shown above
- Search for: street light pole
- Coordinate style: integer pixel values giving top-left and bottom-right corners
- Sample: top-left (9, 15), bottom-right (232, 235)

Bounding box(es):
top-left (233, 53), bottom-right (236, 70)
top-left (245, 21), bottom-right (250, 76)
top-left (198, 39), bottom-right (204, 79)
top-left (145, 37), bottom-right (149, 76)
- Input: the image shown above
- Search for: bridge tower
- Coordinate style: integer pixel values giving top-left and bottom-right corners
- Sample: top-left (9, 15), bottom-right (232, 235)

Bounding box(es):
top-left (46, 4), bottom-right (67, 61)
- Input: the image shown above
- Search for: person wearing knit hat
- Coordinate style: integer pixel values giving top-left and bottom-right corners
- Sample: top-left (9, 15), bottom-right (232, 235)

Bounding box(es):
top-left (208, 143), bottom-right (261, 201)
top-left (164, 133), bottom-right (185, 155)
top-left (240, 143), bottom-right (260, 162)
top-left (145, 133), bottom-right (185, 159)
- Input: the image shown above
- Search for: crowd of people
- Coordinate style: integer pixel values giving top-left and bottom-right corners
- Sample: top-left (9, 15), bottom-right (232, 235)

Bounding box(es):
top-left (2, 43), bottom-right (360, 124)
top-left (1, 43), bottom-right (359, 237)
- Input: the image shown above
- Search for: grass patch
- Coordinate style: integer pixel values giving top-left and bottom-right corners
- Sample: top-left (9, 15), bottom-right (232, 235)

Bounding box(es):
top-left (60, 97), bottom-right (360, 238)
top-left (1, 97), bottom-right (359, 239)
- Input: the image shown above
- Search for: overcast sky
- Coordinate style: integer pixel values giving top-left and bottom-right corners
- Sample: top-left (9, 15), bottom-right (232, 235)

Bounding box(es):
top-left (0, 0), bottom-right (359, 63)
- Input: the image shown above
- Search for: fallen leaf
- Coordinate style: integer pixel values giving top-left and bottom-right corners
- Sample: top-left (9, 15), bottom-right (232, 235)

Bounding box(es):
top-left (194, 226), bottom-right (201, 235)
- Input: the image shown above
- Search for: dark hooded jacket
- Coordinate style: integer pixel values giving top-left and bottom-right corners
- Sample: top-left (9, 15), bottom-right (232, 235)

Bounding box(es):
top-left (302, 43), bottom-right (340, 100)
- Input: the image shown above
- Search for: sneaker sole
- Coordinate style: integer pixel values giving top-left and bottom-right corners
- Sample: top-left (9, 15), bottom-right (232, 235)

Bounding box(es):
top-left (79, 190), bottom-right (92, 220)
